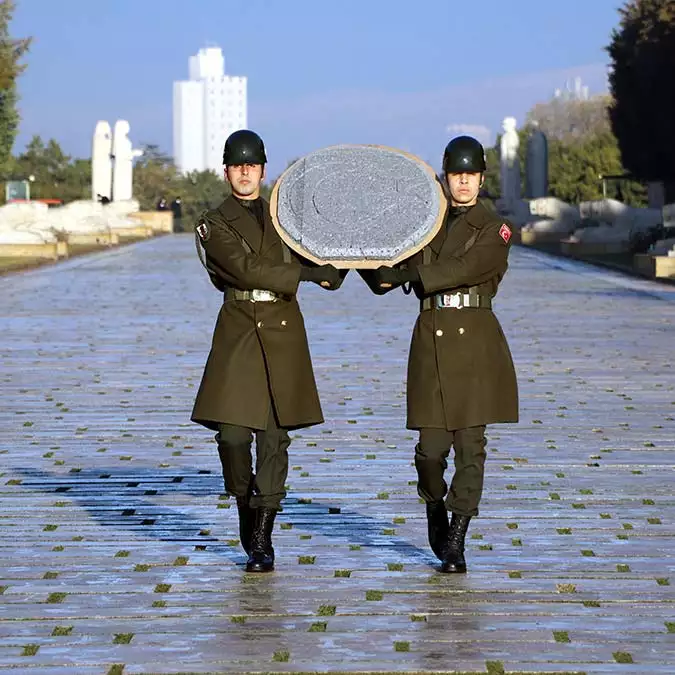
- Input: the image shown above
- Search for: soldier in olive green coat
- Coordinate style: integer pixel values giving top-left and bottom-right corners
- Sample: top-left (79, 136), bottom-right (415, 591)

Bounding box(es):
top-left (361, 136), bottom-right (518, 573)
top-left (192, 130), bottom-right (342, 573)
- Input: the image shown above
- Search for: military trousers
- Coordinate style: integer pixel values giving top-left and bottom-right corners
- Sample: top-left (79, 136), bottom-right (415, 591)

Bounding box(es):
top-left (414, 425), bottom-right (487, 517)
top-left (215, 407), bottom-right (290, 510)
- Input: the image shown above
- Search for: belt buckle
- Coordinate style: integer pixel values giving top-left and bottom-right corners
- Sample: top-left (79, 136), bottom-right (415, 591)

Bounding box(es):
top-left (441, 293), bottom-right (461, 309)
top-left (251, 289), bottom-right (276, 303)
top-left (435, 293), bottom-right (460, 309)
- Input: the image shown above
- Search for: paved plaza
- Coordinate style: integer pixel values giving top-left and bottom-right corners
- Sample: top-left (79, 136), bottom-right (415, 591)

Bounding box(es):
top-left (1, 235), bottom-right (674, 674)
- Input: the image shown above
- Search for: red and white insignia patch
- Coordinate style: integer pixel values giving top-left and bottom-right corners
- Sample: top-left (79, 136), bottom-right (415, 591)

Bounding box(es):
top-left (498, 223), bottom-right (512, 244)
top-left (196, 221), bottom-right (210, 241)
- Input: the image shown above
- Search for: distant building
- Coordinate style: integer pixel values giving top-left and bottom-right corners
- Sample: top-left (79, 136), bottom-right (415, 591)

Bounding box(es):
top-left (173, 47), bottom-right (247, 174)
top-left (553, 76), bottom-right (590, 102)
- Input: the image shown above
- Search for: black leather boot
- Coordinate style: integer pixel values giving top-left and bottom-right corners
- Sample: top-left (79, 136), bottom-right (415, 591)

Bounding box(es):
top-left (245, 507), bottom-right (276, 573)
top-left (440, 513), bottom-right (471, 573)
top-left (426, 501), bottom-right (449, 560)
top-left (236, 499), bottom-right (255, 556)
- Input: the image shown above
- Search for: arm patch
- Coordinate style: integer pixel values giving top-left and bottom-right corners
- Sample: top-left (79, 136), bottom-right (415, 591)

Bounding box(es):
top-left (498, 223), bottom-right (512, 244)
top-left (196, 220), bottom-right (210, 242)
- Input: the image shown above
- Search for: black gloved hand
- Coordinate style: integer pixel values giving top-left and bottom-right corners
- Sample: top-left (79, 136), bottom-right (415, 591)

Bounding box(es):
top-left (299, 264), bottom-right (341, 289)
top-left (375, 265), bottom-right (419, 286)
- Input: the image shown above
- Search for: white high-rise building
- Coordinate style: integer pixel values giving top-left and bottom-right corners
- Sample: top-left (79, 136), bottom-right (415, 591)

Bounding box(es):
top-left (173, 47), bottom-right (247, 174)
top-left (553, 76), bottom-right (590, 102)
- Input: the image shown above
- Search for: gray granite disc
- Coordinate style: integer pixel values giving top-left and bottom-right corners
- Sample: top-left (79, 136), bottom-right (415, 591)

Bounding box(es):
top-left (270, 145), bottom-right (447, 268)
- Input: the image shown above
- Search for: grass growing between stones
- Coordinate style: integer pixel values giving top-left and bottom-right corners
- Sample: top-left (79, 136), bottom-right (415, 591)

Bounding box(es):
top-left (557, 584), bottom-right (576, 594)
top-left (613, 651), bottom-right (633, 663)
top-left (51, 626), bottom-right (73, 636)
top-left (113, 633), bottom-right (134, 644)
top-left (553, 630), bottom-right (570, 643)
top-left (485, 661), bottom-right (505, 675)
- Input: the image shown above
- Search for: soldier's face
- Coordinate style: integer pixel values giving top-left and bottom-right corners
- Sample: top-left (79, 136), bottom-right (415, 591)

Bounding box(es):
top-left (447, 172), bottom-right (483, 206)
top-left (225, 164), bottom-right (265, 199)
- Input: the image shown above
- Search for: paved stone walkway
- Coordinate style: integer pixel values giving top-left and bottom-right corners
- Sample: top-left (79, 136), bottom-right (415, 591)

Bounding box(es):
top-left (1, 235), bottom-right (674, 674)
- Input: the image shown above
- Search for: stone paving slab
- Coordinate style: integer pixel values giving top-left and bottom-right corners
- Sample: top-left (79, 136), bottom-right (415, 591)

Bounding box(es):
top-left (1, 236), bottom-right (674, 674)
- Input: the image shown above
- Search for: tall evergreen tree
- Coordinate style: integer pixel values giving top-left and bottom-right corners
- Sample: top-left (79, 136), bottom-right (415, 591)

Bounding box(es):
top-left (607, 0), bottom-right (675, 199)
top-left (0, 0), bottom-right (30, 177)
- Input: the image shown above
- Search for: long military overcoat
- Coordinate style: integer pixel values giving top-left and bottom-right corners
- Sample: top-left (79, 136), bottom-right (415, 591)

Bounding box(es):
top-left (363, 199), bottom-right (519, 431)
top-left (191, 196), bottom-right (324, 431)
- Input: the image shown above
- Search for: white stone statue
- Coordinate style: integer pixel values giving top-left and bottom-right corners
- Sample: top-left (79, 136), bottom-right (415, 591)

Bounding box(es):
top-left (525, 122), bottom-right (548, 199)
top-left (111, 120), bottom-right (143, 202)
top-left (500, 116), bottom-right (521, 211)
top-left (92, 121), bottom-right (113, 202)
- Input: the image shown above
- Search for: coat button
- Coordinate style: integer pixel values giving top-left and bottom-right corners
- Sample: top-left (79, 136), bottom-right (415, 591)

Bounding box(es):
top-left (435, 329), bottom-right (443, 337)
top-left (281, 320), bottom-right (287, 327)
top-left (257, 321), bottom-right (263, 328)
top-left (458, 327), bottom-right (465, 335)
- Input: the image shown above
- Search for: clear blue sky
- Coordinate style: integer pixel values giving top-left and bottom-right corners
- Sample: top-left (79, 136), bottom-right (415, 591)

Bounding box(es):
top-left (14, 0), bottom-right (623, 178)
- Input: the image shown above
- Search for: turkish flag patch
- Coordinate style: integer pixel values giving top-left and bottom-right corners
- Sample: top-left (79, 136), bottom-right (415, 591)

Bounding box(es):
top-left (498, 223), bottom-right (512, 244)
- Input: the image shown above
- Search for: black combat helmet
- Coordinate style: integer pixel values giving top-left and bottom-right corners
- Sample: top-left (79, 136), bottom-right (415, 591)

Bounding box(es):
top-left (222, 130), bottom-right (267, 165)
top-left (442, 135), bottom-right (486, 173)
